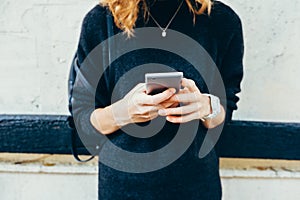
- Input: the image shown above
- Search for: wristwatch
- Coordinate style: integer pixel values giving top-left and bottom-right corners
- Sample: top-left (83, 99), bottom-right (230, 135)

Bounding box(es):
top-left (202, 94), bottom-right (221, 120)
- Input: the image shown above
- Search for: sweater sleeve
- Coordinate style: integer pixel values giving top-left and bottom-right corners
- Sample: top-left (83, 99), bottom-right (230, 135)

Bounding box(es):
top-left (69, 5), bottom-right (110, 155)
top-left (220, 18), bottom-right (244, 122)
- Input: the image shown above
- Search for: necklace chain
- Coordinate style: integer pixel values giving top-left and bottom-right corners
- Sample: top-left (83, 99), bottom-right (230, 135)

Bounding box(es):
top-left (147, 0), bottom-right (184, 37)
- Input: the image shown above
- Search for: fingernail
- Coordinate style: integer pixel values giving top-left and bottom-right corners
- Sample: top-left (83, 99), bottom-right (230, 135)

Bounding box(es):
top-left (170, 88), bottom-right (176, 94)
top-left (158, 109), bottom-right (166, 116)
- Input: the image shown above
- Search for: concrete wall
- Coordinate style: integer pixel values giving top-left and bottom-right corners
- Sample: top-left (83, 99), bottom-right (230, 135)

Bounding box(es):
top-left (0, 0), bottom-right (299, 200)
top-left (0, 0), bottom-right (99, 114)
top-left (0, 0), bottom-right (299, 123)
top-left (221, 0), bottom-right (300, 122)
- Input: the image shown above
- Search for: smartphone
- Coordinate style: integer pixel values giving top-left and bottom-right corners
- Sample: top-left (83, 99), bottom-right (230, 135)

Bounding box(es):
top-left (145, 72), bottom-right (183, 95)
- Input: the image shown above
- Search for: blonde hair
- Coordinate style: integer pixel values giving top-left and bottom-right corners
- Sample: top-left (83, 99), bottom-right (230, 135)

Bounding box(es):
top-left (100, 0), bottom-right (212, 37)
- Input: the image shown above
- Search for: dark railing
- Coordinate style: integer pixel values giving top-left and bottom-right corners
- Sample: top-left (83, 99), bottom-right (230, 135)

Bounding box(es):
top-left (0, 115), bottom-right (299, 160)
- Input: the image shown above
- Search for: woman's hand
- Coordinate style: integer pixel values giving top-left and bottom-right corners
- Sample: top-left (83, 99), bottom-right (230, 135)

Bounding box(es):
top-left (158, 78), bottom-right (225, 128)
top-left (90, 83), bottom-right (176, 134)
top-left (113, 83), bottom-right (176, 126)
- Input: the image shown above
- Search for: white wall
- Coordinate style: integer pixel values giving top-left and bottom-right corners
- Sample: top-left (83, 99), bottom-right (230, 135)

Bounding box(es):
top-left (0, 0), bottom-right (98, 114)
top-left (0, 0), bottom-right (299, 122)
top-left (222, 0), bottom-right (300, 122)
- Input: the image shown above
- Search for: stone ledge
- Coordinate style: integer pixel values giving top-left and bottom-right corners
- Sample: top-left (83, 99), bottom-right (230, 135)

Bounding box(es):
top-left (1, 153), bottom-right (300, 178)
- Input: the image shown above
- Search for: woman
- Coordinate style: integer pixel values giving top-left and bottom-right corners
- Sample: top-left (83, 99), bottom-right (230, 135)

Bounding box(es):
top-left (69, 0), bottom-right (244, 199)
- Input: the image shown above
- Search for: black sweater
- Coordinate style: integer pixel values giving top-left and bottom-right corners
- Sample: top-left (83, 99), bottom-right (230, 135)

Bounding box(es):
top-left (70, 1), bottom-right (244, 199)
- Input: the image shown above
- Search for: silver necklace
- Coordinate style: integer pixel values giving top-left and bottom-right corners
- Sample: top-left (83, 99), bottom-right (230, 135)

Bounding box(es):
top-left (147, 0), bottom-right (184, 37)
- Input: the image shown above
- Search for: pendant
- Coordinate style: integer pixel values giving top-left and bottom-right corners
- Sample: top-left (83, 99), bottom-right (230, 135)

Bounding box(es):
top-left (162, 30), bottom-right (167, 37)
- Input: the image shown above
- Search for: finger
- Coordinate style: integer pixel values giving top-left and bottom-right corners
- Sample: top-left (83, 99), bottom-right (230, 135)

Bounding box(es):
top-left (134, 83), bottom-right (146, 93)
top-left (133, 105), bottom-right (161, 115)
top-left (181, 78), bottom-right (200, 93)
top-left (159, 101), bottom-right (180, 108)
top-left (166, 111), bottom-right (200, 124)
top-left (166, 102), bottom-right (180, 108)
top-left (158, 89), bottom-right (186, 107)
top-left (158, 104), bottom-right (198, 116)
top-left (180, 87), bottom-right (189, 94)
top-left (126, 83), bottom-right (146, 98)
top-left (167, 92), bottom-right (200, 103)
top-left (136, 111), bottom-right (159, 120)
top-left (170, 102), bottom-right (180, 108)
top-left (131, 117), bottom-right (151, 123)
top-left (141, 88), bottom-right (176, 105)
top-left (160, 101), bottom-right (175, 108)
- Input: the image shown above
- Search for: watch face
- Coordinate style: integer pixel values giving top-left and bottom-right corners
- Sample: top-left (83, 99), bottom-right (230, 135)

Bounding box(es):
top-left (211, 95), bottom-right (221, 116)
top-left (203, 94), bottom-right (221, 119)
